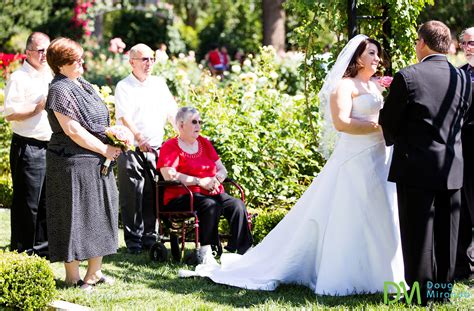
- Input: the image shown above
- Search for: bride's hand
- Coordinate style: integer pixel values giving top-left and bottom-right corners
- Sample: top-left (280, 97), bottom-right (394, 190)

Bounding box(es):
top-left (370, 122), bottom-right (381, 131)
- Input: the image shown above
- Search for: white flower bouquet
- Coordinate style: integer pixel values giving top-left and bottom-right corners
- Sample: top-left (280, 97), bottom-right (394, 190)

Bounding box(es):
top-left (101, 125), bottom-right (135, 176)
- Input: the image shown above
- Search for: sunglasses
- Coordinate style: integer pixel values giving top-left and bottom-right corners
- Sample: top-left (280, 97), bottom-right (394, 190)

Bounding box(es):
top-left (132, 57), bottom-right (156, 63)
top-left (191, 119), bottom-right (203, 125)
top-left (29, 48), bottom-right (46, 54)
top-left (461, 41), bottom-right (474, 48)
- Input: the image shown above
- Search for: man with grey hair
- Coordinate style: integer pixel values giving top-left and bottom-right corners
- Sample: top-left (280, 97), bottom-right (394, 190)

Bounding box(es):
top-left (114, 43), bottom-right (177, 254)
top-left (3, 32), bottom-right (52, 254)
top-left (455, 26), bottom-right (474, 281)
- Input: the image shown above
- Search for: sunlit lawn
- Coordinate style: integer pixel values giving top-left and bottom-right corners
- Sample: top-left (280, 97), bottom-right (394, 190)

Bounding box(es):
top-left (0, 208), bottom-right (472, 310)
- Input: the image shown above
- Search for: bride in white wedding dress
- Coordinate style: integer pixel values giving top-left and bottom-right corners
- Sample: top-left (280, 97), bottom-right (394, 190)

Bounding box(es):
top-left (179, 35), bottom-right (405, 296)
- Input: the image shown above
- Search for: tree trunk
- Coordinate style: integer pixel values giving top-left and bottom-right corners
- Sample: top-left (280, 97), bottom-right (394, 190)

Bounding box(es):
top-left (262, 0), bottom-right (286, 53)
top-left (93, 13), bottom-right (104, 44)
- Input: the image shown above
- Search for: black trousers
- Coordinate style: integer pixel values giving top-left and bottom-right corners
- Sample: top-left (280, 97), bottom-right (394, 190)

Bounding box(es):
top-left (396, 184), bottom-right (461, 303)
top-left (9, 133), bottom-right (48, 252)
top-left (165, 192), bottom-right (253, 254)
top-left (117, 150), bottom-right (157, 250)
top-left (455, 163), bottom-right (474, 279)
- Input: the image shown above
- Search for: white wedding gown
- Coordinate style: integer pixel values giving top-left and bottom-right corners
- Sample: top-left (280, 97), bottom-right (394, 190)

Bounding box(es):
top-left (182, 93), bottom-right (405, 295)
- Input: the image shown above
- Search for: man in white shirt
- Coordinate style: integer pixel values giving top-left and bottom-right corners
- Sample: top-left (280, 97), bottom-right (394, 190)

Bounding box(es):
top-left (3, 32), bottom-right (52, 254)
top-left (115, 43), bottom-right (178, 254)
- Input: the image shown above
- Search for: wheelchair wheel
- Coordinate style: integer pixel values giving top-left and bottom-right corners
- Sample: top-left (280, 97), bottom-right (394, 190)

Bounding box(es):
top-left (184, 250), bottom-right (199, 265)
top-left (149, 242), bottom-right (168, 262)
top-left (170, 234), bottom-right (181, 261)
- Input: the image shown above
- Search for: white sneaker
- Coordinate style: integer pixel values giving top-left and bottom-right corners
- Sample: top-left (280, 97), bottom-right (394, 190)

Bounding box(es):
top-left (197, 245), bottom-right (218, 266)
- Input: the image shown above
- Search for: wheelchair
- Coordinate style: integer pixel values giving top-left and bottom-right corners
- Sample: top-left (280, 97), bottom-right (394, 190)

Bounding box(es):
top-left (149, 173), bottom-right (251, 264)
top-left (138, 150), bottom-right (252, 264)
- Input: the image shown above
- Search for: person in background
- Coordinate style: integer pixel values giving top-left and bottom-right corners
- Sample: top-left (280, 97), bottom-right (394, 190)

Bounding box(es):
top-left (155, 43), bottom-right (169, 63)
top-left (114, 43), bottom-right (177, 255)
top-left (45, 37), bottom-right (121, 290)
top-left (455, 26), bottom-right (474, 281)
top-left (220, 46), bottom-right (230, 70)
top-left (207, 44), bottom-right (225, 75)
top-left (3, 32), bottom-right (52, 255)
top-left (234, 49), bottom-right (245, 66)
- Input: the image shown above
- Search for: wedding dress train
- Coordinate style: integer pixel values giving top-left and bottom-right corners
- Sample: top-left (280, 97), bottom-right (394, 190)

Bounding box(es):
top-left (180, 93), bottom-right (405, 295)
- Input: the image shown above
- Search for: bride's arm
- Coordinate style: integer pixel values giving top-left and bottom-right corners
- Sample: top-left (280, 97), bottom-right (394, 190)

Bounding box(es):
top-left (330, 79), bottom-right (380, 134)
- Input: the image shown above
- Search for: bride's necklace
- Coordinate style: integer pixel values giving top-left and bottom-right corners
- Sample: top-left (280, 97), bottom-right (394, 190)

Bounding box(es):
top-left (178, 137), bottom-right (198, 154)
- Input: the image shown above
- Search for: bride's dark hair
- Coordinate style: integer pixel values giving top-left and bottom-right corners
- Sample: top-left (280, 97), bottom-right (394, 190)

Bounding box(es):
top-left (343, 38), bottom-right (385, 78)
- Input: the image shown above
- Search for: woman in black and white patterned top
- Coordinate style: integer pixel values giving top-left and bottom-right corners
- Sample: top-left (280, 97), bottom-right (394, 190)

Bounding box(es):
top-left (45, 37), bottom-right (121, 290)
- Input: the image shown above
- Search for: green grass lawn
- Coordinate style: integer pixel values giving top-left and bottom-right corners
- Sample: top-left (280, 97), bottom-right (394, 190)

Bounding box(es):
top-left (0, 208), bottom-right (473, 310)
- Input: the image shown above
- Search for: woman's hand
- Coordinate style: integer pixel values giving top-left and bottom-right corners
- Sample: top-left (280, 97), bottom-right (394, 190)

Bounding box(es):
top-left (103, 145), bottom-right (122, 161)
top-left (137, 136), bottom-right (153, 152)
top-left (200, 176), bottom-right (221, 193)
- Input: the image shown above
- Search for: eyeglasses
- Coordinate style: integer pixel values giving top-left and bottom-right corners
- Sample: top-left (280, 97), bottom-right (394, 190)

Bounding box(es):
top-left (191, 119), bottom-right (203, 125)
top-left (461, 41), bottom-right (474, 48)
top-left (75, 58), bottom-right (85, 65)
top-left (28, 48), bottom-right (46, 54)
top-left (132, 57), bottom-right (156, 63)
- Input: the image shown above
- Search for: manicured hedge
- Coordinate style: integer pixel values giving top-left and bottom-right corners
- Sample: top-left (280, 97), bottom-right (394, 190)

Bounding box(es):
top-left (0, 250), bottom-right (56, 310)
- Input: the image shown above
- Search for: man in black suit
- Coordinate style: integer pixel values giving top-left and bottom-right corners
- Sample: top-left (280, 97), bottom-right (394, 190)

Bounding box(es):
top-left (379, 21), bottom-right (472, 305)
top-left (455, 26), bottom-right (474, 281)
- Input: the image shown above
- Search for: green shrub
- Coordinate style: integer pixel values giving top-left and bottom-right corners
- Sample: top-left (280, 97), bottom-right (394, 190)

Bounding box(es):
top-left (0, 118), bottom-right (12, 208)
top-left (0, 175), bottom-right (12, 209)
top-left (251, 208), bottom-right (288, 243)
top-left (0, 250), bottom-right (56, 310)
top-left (196, 0), bottom-right (262, 60)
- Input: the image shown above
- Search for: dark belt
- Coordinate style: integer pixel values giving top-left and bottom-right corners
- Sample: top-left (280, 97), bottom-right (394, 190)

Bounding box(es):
top-left (12, 133), bottom-right (49, 147)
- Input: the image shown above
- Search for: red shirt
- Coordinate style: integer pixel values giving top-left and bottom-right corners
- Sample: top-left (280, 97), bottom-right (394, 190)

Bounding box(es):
top-left (157, 136), bottom-right (224, 205)
top-left (208, 50), bottom-right (222, 66)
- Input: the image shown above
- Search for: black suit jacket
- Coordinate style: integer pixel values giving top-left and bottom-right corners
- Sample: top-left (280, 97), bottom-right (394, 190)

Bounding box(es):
top-left (379, 55), bottom-right (472, 190)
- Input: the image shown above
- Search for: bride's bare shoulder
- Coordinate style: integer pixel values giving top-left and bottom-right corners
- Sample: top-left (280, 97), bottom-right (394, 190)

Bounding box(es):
top-left (334, 78), bottom-right (356, 92)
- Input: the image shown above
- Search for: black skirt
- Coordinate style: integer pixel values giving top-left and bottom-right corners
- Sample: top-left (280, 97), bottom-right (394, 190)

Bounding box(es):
top-left (46, 143), bottom-right (118, 263)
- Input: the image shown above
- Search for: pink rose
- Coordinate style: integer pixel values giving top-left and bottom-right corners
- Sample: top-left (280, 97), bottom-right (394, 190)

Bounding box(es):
top-left (378, 76), bottom-right (393, 88)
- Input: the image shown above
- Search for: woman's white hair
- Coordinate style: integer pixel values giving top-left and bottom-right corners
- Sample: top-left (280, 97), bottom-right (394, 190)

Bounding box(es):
top-left (175, 106), bottom-right (199, 128)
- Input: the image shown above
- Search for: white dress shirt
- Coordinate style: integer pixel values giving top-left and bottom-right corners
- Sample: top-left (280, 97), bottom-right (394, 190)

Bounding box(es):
top-left (3, 61), bottom-right (53, 141)
top-left (114, 74), bottom-right (178, 148)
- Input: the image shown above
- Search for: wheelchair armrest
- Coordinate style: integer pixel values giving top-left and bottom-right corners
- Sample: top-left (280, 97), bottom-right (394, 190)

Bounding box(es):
top-left (156, 179), bottom-right (194, 196)
top-left (223, 177), bottom-right (245, 202)
top-left (156, 179), bottom-right (183, 186)
top-left (155, 179), bottom-right (195, 212)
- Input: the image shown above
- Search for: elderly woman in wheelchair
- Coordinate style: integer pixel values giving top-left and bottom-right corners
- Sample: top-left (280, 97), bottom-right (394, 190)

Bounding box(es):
top-left (157, 106), bottom-right (253, 264)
